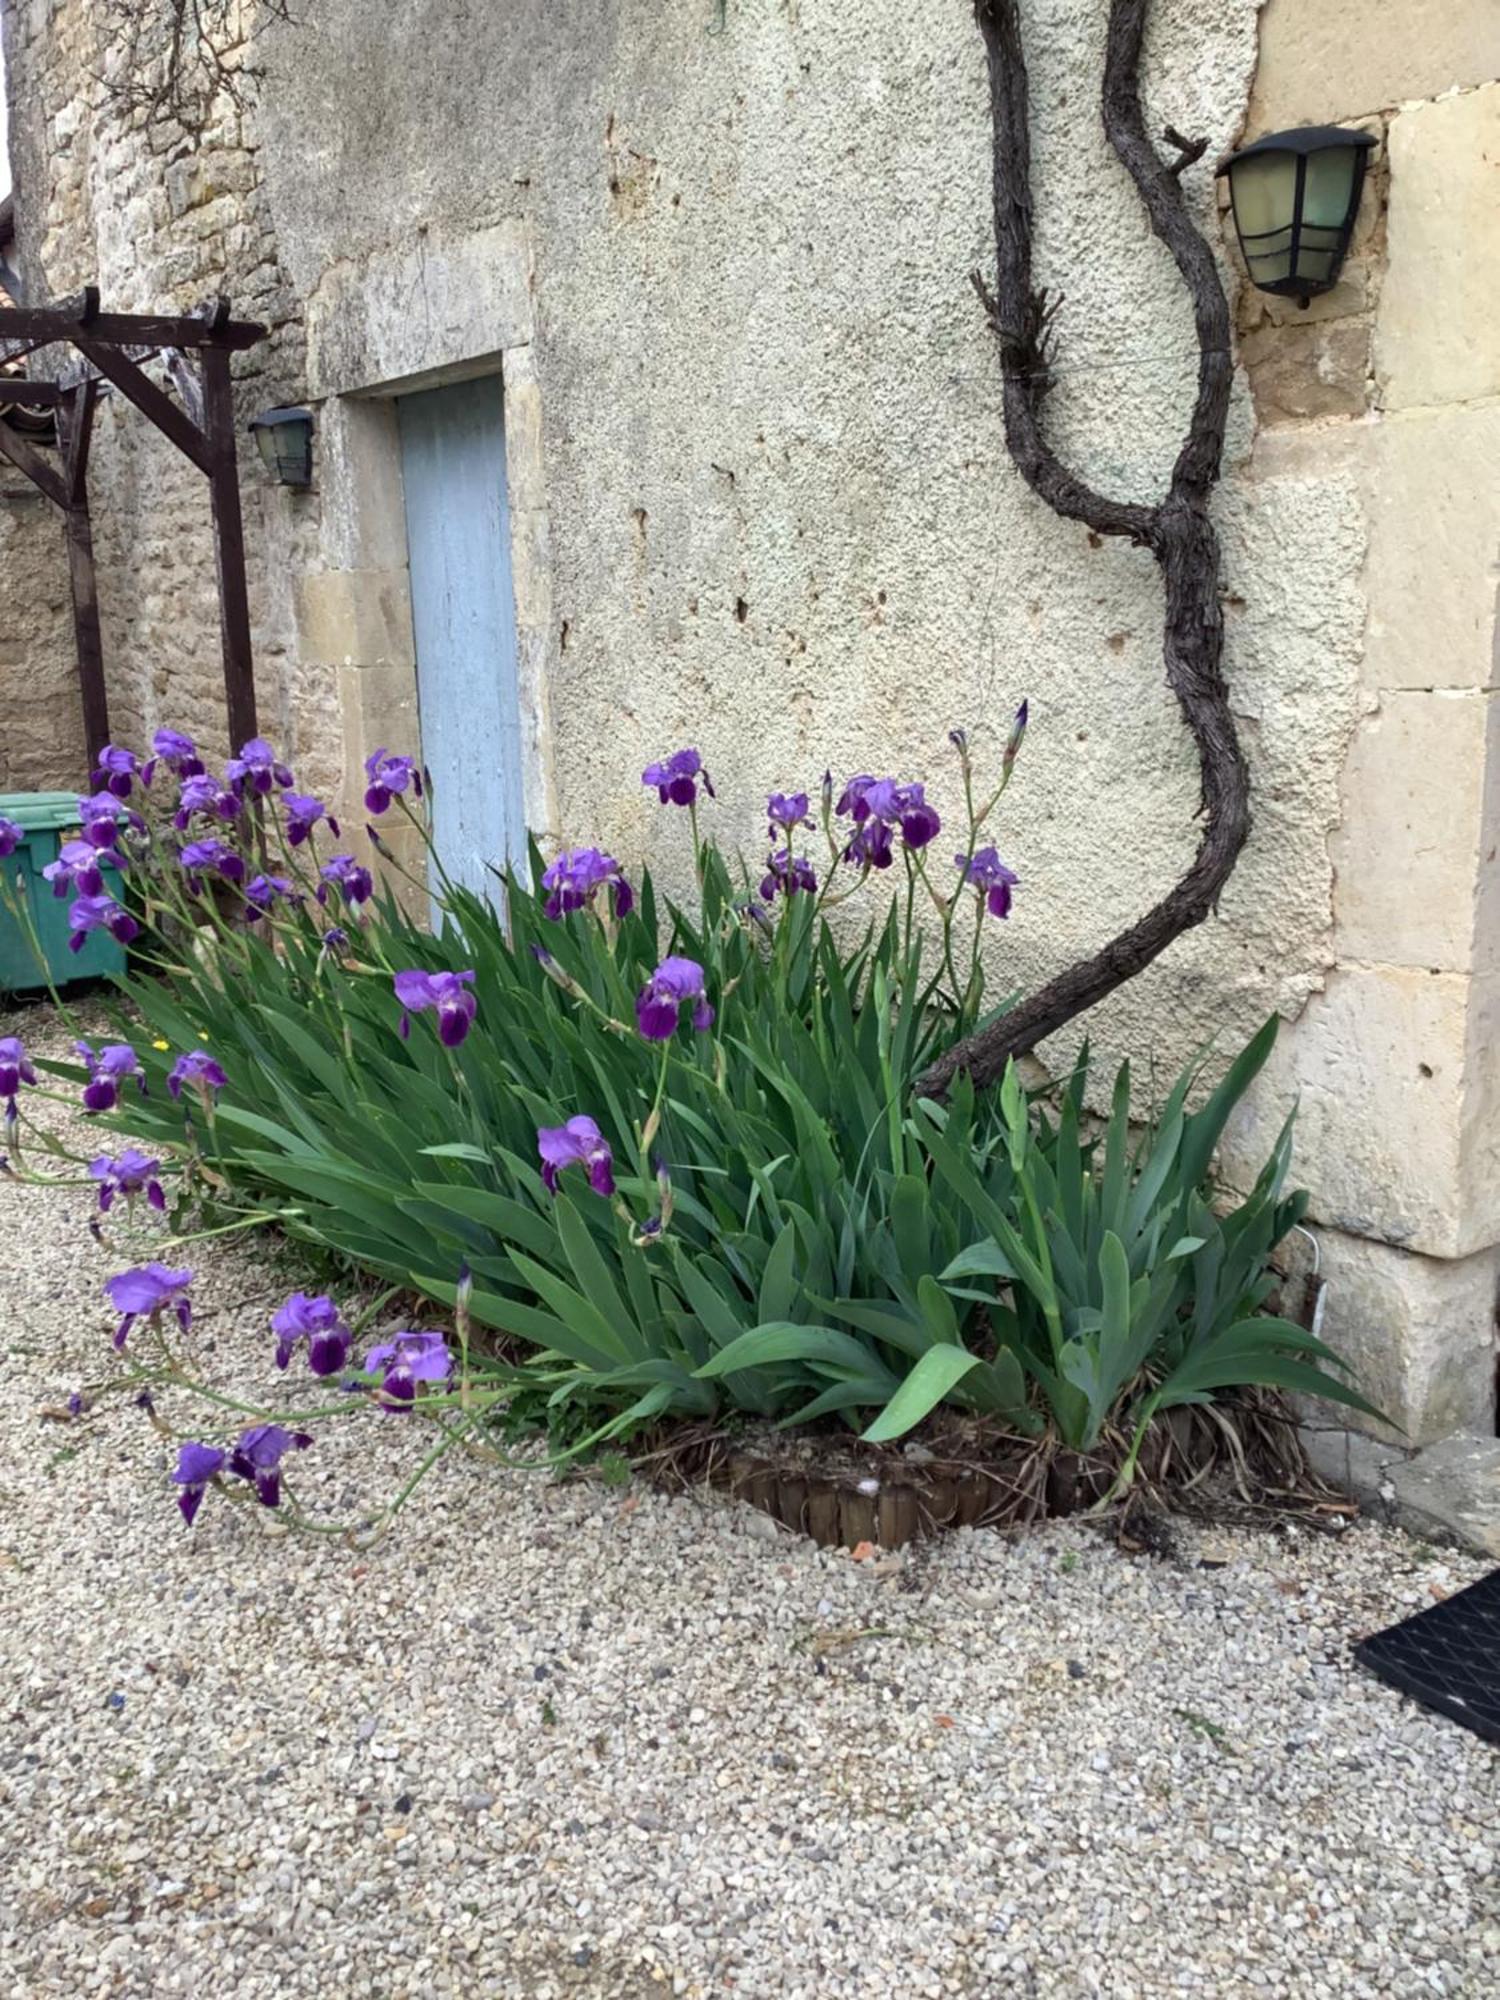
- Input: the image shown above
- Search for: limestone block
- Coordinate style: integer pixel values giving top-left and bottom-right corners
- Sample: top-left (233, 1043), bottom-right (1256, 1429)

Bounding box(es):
top-left (1283, 1226), bottom-right (1498, 1445)
top-left (294, 569), bottom-right (415, 670)
top-left (1238, 319), bottom-right (1370, 426)
top-left (305, 221), bottom-right (534, 400)
top-left (1376, 86), bottom-right (1500, 411)
top-left (1331, 690), bottom-right (1496, 972)
top-left (1248, 0), bottom-right (1500, 131)
top-left (1358, 403), bottom-right (1500, 692)
top-left (1222, 964), bottom-right (1472, 1257)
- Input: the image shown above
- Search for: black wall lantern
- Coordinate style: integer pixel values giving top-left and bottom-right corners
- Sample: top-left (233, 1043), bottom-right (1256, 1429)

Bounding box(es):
top-left (248, 405), bottom-right (314, 487)
top-left (1219, 126), bottom-right (1376, 304)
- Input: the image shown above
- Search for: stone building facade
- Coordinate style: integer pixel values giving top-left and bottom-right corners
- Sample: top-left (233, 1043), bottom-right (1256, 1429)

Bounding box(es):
top-left (2, 0), bottom-right (1498, 1446)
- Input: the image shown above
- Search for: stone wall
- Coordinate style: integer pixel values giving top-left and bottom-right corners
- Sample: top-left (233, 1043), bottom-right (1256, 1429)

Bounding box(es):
top-left (0, 462), bottom-right (77, 791)
top-left (1220, 0), bottom-right (1500, 1442)
top-left (2, 0), bottom-right (1498, 1440)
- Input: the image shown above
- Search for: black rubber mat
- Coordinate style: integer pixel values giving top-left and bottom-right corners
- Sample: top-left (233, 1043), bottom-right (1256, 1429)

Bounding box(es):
top-left (1355, 1567), bottom-right (1500, 1747)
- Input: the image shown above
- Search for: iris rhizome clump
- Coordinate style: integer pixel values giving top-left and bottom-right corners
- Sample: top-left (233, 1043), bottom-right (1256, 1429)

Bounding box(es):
top-left (2, 705), bottom-right (1372, 1538)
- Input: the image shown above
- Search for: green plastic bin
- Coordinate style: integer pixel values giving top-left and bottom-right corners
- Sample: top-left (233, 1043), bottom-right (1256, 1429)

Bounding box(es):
top-left (0, 791), bottom-right (129, 995)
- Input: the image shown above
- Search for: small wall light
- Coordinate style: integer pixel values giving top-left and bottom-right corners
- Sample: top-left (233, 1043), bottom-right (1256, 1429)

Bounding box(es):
top-left (248, 405), bottom-right (314, 487)
top-left (1219, 126), bottom-right (1376, 304)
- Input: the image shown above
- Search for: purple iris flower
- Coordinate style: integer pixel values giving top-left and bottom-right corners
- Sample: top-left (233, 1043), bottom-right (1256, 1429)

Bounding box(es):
top-left (272, 1292), bottom-right (353, 1377)
top-left (957, 846), bottom-right (1020, 919)
top-left (90, 745), bottom-right (140, 798)
top-left (228, 1423), bottom-right (313, 1507)
top-left (540, 848), bottom-right (634, 921)
top-left (318, 855), bottom-right (373, 907)
top-left (0, 1036), bottom-right (37, 1123)
top-left (173, 1441), bottom-right (226, 1527)
top-left (836, 773), bottom-right (940, 859)
top-left (843, 818), bottom-right (895, 871)
top-left (143, 728), bottom-right (204, 787)
top-left (167, 1049), bottom-right (228, 1102)
top-left (364, 1330), bottom-right (453, 1410)
top-left (178, 837), bottom-right (245, 893)
top-left (77, 793), bottom-right (142, 850)
top-left (835, 775), bottom-right (878, 822)
top-left (320, 925), bottom-right (350, 958)
top-left (364, 749), bottom-right (422, 814)
top-left (74, 1040), bottom-right (146, 1114)
top-left (173, 774), bottom-right (240, 830)
top-left (89, 1148), bottom-right (166, 1213)
top-left (43, 839), bottom-right (120, 899)
top-left (636, 956), bottom-right (713, 1041)
top-left (392, 968), bottom-right (477, 1047)
top-left (284, 793), bottom-right (339, 846)
top-left (760, 849), bottom-right (818, 901)
top-left (225, 737), bottom-right (294, 797)
top-left (0, 815), bottom-right (22, 858)
top-left (243, 873), bottom-right (302, 918)
top-left (67, 893), bottom-right (140, 953)
top-left (766, 792), bottom-right (812, 838)
top-left (642, 748), bottom-right (714, 806)
top-left (893, 784), bottom-right (941, 850)
top-left (537, 1116), bottom-right (616, 1198)
top-left (105, 1262), bottom-right (193, 1351)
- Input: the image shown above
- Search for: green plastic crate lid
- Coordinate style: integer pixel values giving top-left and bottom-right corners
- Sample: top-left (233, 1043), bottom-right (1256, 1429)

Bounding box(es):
top-left (0, 790), bottom-right (84, 831)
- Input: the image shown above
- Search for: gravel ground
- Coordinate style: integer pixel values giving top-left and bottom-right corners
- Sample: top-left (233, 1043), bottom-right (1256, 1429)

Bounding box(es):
top-left (2, 1004), bottom-right (1498, 2000)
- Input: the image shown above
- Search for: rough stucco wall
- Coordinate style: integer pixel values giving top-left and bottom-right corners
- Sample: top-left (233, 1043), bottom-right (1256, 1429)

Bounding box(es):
top-left (252, 0), bottom-right (1359, 1092)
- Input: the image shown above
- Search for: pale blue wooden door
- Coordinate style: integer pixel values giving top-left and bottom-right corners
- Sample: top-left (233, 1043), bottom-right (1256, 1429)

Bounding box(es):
top-left (396, 375), bottom-right (525, 907)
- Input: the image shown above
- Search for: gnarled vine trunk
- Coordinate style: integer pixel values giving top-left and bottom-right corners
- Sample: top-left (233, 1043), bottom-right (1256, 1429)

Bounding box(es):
top-left (916, 0), bottom-right (1251, 1098)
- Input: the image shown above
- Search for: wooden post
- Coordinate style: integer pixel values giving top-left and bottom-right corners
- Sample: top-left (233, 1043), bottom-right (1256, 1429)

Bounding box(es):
top-left (63, 504), bottom-right (109, 768)
top-left (56, 381), bottom-right (109, 767)
top-left (199, 346), bottom-right (258, 749)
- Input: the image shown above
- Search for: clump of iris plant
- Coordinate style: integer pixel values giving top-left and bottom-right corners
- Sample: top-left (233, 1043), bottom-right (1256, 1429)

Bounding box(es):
top-left (393, 969), bottom-right (477, 1047)
top-left (537, 1116), bottom-right (616, 1197)
top-left (636, 956), bottom-right (713, 1041)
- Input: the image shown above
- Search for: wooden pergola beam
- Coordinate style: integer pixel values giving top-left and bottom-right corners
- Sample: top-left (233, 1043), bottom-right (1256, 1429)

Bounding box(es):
top-left (0, 287), bottom-right (268, 758)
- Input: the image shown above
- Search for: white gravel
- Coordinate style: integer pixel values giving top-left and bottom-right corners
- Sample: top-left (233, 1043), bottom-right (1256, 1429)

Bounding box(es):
top-left (2, 1004), bottom-right (1498, 2000)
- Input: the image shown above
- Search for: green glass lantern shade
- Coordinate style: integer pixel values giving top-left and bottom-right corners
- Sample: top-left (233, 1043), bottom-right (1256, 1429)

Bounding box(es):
top-left (248, 405), bottom-right (314, 487)
top-left (1219, 126), bottom-right (1376, 302)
